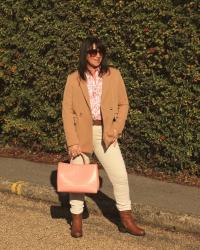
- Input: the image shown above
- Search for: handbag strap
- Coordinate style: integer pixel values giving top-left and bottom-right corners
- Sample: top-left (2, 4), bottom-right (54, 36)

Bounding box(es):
top-left (70, 153), bottom-right (86, 164)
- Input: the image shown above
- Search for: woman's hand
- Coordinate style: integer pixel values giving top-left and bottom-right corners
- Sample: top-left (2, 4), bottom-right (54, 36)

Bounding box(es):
top-left (68, 144), bottom-right (82, 158)
top-left (111, 129), bottom-right (118, 147)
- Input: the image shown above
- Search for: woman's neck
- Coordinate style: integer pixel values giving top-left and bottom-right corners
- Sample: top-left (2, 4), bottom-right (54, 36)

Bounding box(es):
top-left (87, 65), bottom-right (99, 78)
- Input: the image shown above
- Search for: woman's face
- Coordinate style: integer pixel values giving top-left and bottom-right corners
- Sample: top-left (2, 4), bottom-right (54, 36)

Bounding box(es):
top-left (86, 43), bottom-right (103, 69)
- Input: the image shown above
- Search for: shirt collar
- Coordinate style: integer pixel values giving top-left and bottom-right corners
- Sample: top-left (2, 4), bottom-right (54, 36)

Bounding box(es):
top-left (86, 67), bottom-right (100, 79)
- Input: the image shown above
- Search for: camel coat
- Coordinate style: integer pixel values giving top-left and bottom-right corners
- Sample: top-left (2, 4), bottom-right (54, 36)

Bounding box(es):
top-left (62, 67), bottom-right (129, 153)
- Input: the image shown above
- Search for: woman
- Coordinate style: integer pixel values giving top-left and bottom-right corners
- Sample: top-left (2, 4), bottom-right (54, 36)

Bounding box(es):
top-left (62, 36), bottom-right (145, 238)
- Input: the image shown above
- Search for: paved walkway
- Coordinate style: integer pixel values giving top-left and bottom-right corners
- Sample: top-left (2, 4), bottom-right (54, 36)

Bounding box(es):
top-left (0, 157), bottom-right (199, 216)
top-left (0, 156), bottom-right (200, 234)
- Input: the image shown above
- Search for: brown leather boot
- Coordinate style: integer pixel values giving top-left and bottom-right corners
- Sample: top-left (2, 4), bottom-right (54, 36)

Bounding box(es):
top-left (119, 210), bottom-right (145, 236)
top-left (71, 213), bottom-right (83, 238)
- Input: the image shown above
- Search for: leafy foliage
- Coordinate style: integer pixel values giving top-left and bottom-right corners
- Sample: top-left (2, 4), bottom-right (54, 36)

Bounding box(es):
top-left (1, 0), bottom-right (199, 174)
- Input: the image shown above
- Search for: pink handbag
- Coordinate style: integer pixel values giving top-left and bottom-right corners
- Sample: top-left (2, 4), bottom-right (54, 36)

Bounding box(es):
top-left (57, 154), bottom-right (99, 193)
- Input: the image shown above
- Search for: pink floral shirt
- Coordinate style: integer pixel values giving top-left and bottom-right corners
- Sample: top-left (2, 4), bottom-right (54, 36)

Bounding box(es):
top-left (86, 69), bottom-right (102, 120)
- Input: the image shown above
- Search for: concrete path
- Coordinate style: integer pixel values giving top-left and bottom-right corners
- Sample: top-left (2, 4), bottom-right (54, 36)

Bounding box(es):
top-left (0, 157), bottom-right (200, 234)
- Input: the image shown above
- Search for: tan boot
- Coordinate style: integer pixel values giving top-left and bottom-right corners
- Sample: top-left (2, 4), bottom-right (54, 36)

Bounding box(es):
top-left (119, 210), bottom-right (145, 236)
top-left (71, 213), bottom-right (83, 238)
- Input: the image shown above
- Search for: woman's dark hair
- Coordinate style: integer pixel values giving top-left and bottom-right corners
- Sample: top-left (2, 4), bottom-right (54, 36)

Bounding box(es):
top-left (78, 36), bottom-right (109, 80)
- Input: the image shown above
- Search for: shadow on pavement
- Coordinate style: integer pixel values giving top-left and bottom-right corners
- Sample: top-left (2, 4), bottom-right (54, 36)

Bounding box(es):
top-left (49, 170), bottom-right (120, 228)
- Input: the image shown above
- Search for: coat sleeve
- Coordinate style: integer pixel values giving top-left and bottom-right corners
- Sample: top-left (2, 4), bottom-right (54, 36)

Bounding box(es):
top-left (62, 75), bottom-right (79, 147)
top-left (114, 70), bottom-right (129, 134)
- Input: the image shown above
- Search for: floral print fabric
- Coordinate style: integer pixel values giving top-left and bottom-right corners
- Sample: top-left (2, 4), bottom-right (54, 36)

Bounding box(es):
top-left (86, 70), bottom-right (102, 120)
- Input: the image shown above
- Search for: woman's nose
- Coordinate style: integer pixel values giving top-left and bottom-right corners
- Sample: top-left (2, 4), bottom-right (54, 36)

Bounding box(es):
top-left (96, 52), bottom-right (102, 57)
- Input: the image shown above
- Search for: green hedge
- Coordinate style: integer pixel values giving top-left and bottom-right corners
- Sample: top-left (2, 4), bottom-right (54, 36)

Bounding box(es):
top-left (1, 0), bottom-right (199, 174)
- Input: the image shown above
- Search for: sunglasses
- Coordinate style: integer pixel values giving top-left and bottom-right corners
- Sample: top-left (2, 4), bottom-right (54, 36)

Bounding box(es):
top-left (87, 48), bottom-right (104, 57)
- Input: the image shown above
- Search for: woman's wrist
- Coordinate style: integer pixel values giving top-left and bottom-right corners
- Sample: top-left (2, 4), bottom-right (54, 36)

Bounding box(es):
top-left (68, 144), bottom-right (81, 158)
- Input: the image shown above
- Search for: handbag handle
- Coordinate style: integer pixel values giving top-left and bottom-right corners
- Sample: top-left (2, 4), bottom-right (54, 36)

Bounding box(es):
top-left (70, 153), bottom-right (86, 164)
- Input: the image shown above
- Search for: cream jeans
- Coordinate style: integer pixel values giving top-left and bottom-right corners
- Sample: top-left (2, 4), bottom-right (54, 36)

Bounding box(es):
top-left (70, 125), bottom-right (131, 214)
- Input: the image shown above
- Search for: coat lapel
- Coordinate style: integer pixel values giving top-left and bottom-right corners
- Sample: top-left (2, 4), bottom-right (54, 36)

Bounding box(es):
top-left (101, 72), bottom-right (110, 104)
top-left (79, 77), bottom-right (91, 110)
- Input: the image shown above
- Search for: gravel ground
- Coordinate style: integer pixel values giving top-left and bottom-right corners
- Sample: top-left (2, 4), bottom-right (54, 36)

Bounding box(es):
top-left (0, 192), bottom-right (199, 250)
